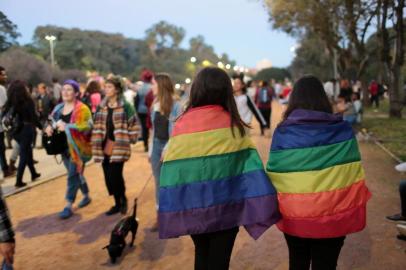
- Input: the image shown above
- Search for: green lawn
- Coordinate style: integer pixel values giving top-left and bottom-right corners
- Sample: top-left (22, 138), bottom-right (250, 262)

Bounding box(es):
top-left (361, 115), bottom-right (406, 161)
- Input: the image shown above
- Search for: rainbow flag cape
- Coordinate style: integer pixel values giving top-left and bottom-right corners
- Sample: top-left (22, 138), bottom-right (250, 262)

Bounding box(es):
top-left (158, 105), bottom-right (280, 239)
top-left (266, 109), bottom-right (371, 238)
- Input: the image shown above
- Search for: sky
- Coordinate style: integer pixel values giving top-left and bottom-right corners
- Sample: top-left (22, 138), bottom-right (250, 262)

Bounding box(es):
top-left (1, 0), bottom-right (297, 68)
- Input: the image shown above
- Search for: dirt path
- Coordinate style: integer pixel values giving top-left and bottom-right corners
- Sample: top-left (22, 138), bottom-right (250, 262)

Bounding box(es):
top-left (6, 102), bottom-right (406, 269)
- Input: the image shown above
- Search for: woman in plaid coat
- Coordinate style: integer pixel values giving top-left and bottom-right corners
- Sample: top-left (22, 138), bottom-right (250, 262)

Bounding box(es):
top-left (91, 76), bottom-right (140, 216)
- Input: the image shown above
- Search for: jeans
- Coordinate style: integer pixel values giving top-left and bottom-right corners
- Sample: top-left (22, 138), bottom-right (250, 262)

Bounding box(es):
top-left (400, 180), bottom-right (406, 217)
top-left (0, 132), bottom-right (8, 172)
top-left (61, 151), bottom-right (89, 203)
top-left (284, 233), bottom-right (345, 270)
top-left (102, 157), bottom-right (125, 206)
top-left (150, 138), bottom-right (168, 205)
top-left (191, 227), bottom-right (239, 270)
top-left (14, 124), bottom-right (37, 184)
top-left (370, 94), bottom-right (379, 108)
top-left (138, 113), bottom-right (149, 150)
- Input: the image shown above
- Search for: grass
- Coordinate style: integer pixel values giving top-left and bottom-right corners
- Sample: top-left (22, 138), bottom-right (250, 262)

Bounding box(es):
top-left (361, 100), bottom-right (406, 160)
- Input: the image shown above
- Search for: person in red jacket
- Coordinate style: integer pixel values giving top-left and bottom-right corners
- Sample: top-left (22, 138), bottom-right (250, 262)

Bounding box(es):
top-left (369, 80), bottom-right (379, 108)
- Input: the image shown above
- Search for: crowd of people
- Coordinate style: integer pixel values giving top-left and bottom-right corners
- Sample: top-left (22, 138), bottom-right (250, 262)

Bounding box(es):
top-left (0, 64), bottom-right (398, 270)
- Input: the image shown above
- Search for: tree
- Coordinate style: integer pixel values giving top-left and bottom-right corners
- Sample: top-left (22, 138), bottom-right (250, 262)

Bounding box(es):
top-left (289, 33), bottom-right (334, 81)
top-left (0, 11), bottom-right (20, 52)
top-left (255, 67), bottom-right (291, 82)
top-left (264, 0), bottom-right (379, 103)
top-left (378, 0), bottom-right (405, 118)
top-left (0, 47), bottom-right (53, 85)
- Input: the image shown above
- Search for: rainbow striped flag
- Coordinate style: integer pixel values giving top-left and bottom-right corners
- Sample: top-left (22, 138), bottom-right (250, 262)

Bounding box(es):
top-left (266, 109), bottom-right (371, 238)
top-left (158, 105), bottom-right (280, 239)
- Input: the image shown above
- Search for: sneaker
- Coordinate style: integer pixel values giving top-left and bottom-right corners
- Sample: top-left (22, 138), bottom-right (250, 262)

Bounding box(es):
top-left (59, 207), bottom-right (73, 219)
top-left (31, 173), bottom-right (41, 182)
top-left (105, 206), bottom-right (120, 216)
top-left (78, 197), bottom-right (91, 208)
top-left (396, 224), bottom-right (406, 240)
top-left (15, 182), bottom-right (27, 188)
top-left (395, 162), bottom-right (406, 173)
top-left (386, 213), bottom-right (406, 221)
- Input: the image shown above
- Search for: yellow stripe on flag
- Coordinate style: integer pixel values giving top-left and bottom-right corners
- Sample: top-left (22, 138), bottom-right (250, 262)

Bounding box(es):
top-left (267, 161), bottom-right (365, 193)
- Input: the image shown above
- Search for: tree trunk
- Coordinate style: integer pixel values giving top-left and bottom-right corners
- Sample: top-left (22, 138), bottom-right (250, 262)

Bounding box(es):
top-left (389, 65), bottom-right (403, 118)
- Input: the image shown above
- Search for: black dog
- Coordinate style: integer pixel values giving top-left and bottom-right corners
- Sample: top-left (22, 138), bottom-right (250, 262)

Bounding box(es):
top-left (103, 198), bottom-right (139, 263)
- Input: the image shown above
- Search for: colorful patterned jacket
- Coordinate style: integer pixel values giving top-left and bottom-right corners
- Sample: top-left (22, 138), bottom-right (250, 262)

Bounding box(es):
top-left (91, 98), bottom-right (140, 163)
top-left (51, 101), bottom-right (92, 173)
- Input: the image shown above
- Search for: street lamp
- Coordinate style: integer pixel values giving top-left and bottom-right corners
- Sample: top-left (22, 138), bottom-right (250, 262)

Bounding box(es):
top-left (225, 64), bottom-right (231, 70)
top-left (190, 57), bottom-right (197, 63)
top-left (185, 78), bottom-right (191, 84)
top-left (45, 35), bottom-right (56, 67)
top-left (217, 61), bottom-right (224, 69)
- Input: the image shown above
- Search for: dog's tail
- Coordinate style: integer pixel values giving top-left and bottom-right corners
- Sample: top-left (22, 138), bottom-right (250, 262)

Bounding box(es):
top-left (132, 198), bottom-right (138, 219)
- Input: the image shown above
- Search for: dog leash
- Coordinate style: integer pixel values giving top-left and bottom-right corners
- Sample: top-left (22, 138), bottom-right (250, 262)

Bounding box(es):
top-left (136, 174), bottom-right (153, 200)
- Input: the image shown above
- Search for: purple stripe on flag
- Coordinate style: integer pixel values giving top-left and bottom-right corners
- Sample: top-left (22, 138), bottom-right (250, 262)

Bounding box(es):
top-left (281, 109), bottom-right (343, 126)
top-left (158, 194), bottom-right (280, 240)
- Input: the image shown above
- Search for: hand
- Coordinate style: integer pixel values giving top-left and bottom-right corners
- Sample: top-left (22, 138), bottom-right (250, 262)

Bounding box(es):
top-left (0, 242), bottom-right (15, 265)
top-left (45, 125), bottom-right (53, 137)
top-left (56, 120), bottom-right (66, 132)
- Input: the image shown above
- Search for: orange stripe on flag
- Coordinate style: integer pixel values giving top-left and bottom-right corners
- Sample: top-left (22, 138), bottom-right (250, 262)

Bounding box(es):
top-left (278, 180), bottom-right (371, 218)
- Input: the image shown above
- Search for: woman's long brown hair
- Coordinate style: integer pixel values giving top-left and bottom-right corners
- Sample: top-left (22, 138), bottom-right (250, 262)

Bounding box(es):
top-left (155, 73), bottom-right (175, 117)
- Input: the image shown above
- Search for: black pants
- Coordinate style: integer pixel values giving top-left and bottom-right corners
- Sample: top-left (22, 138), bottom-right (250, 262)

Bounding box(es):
top-left (14, 125), bottom-right (37, 185)
top-left (138, 113), bottom-right (149, 151)
top-left (102, 157), bottom-right (126, 206)
top-left (0, 132), bottom-right (8, 172)
top-left (284, 233), bottom-right (345, 270)
top-left (191, 227), bottom-right (239, 270)
top-left (400, 180), bottom-right (406, 217)
top-left (370, 94), bottom-right (379, 108)
top-left (260, 108), bottom-right (271, 128)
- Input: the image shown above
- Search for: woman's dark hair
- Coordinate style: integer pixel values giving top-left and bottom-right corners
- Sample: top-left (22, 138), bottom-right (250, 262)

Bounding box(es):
top-left (5, 80), bottom-right (34, 110)
top-left (186, 67), bottom-right (247, 137)
top-left (231, 73), bottom-right (247, 94)
top-left (283, 75), bottom-right (333, 120)
top-left (106, 76), bottom-right (124, 96)
top-left (86, 80), bottom-right (101, 95)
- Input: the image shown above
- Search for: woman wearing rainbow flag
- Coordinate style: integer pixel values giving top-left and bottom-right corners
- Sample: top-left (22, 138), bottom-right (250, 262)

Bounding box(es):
top-left (266, 75), bottom-right (371, 270)
top-left (158, 67), bottom-right (280, 270)
top-left (45, 80), bottom-right (93, 219)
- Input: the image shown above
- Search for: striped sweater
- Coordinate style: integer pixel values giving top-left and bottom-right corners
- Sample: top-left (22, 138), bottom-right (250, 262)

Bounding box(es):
top-left (266, 109), bottom-right (371, 238)
top-left (91, 98), bottom-right (140, 163)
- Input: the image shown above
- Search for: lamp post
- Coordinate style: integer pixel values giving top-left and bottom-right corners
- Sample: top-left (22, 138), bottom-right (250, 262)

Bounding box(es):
top-left (45, 35), bottom-right (56, 67)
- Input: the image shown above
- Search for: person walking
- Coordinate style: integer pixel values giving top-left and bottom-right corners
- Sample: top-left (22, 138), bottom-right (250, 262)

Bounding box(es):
top-left (149, 73), bottom-right (181, 229)
top-left (3, 81), bottom-right (41, 188)
top-left (158, 68), bottom-right (280, 270)
top-left (266, 75), bottom-right (371, 270)
top-left (136, 70), bottom-right (153, 152)
top-left (0, 66), bottom-right (13, 178)
top-left (0, 187), bottom-right (15, 268)
top-left (232, 75), bottom-right (266, 134)
top-left (45, 80), bottom-right (93, 219)
top-left (92, 76), bottom-right (140, 216)
top-left (255, 80), bottom-right (273, 135)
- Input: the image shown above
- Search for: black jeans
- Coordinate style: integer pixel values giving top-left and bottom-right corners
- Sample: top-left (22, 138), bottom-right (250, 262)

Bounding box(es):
top-left (284, 233), bottom-right (345, 270)
top-left (138, 113), bottom-right (149, 151)
top-left (191, 227), bottom-right (239, 270)
top-left (102, 157), bottom-right (126, 206)
top-left (14, 124), bottom-right (37, 185)
top-left (260, 108), bottom-right (271, 128)
top-left (0, 132), bottom-right (8, 172)
top-left (400, 180), bottom-right (406, 217)
top-left (370, 94), bottom-right (379, 108)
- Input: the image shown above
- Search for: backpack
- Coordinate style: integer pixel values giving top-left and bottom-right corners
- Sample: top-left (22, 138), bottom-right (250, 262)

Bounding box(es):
top-left (259, 88), bottom-right (271, 104)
